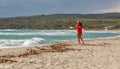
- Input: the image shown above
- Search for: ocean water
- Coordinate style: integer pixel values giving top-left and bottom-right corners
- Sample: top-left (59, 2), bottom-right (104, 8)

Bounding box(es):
top-left (0, 29), bottom-right (120, 48)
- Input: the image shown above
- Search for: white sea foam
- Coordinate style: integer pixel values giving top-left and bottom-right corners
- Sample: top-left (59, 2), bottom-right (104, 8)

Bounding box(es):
top-left (0, 31), bottom-right (67, 36)
top-left (85, 30), bottom-right (119, 33)
top-left (22, 37), bottom-right (45, 46)
top-left (0, 30), bottom-right (118, 36)
top-left (0, 30), bottom-right (73, 36)
top-left (0, 29), bottom-right (15, 31)
top-left (0, 32), bottom-right (36, 35)
top-left (0, 37), bottom-right (45, 48)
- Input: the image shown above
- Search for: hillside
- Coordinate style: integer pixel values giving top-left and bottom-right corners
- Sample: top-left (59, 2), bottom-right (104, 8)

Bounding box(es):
top-left (0, 13), bottom-right (120, 30)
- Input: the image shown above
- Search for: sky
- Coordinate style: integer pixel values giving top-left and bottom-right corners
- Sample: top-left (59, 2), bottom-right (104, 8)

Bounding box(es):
top-left (0, 0), bottom-right (120, 17)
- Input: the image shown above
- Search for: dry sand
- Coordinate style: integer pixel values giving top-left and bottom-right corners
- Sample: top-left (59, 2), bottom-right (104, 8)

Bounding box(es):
top-left (0, 36), bottom-right (120, 69)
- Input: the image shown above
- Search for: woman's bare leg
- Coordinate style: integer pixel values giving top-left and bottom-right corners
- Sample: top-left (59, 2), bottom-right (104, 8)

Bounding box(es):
top-left (77, 33), bottom-right (82, 45)
top-left (80, 37), bottom-right (84, 44)
top-left (77, 34), bottom-right (80, 45)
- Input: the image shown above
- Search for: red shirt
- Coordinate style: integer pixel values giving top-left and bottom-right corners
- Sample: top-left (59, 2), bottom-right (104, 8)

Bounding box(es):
top-left (75, 23), bottom-right (82, 33)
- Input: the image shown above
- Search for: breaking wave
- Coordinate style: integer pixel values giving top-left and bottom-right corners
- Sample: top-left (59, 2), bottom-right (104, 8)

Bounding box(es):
top-left (0, 37), bottom-right (45, 48)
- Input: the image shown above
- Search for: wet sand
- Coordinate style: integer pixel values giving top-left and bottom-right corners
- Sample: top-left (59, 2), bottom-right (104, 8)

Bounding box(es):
top-left (0, 36), bottom-right (120, 69)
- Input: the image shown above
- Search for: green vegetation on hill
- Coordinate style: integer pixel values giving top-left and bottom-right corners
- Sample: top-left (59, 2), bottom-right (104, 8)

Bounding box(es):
top-left (0, 13), bottom-right (120, 30)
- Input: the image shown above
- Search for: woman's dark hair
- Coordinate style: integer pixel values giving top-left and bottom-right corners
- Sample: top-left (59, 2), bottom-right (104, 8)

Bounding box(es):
top-left (78, 21), bottom-right (84, 28)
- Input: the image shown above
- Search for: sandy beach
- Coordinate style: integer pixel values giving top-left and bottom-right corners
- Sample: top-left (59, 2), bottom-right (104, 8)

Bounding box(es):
top-left (0, 36), bottom-right (120, 69)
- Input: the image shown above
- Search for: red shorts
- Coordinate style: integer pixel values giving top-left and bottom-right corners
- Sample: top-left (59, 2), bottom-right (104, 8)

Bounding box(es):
top-left (77, 28), bottom-right (82, 33)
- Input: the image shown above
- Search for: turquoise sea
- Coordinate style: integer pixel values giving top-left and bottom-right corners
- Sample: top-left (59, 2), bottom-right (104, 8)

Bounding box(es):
top-left (0, 29), bottom-right (120, 48)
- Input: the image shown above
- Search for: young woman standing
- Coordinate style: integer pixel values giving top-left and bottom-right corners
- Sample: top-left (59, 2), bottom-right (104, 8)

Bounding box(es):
top-left (75, 21), bottom-right (84, 45)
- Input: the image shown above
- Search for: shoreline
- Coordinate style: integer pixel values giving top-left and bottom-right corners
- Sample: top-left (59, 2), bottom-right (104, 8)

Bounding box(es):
top-left (0, 34), bottom-right (120, 49)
